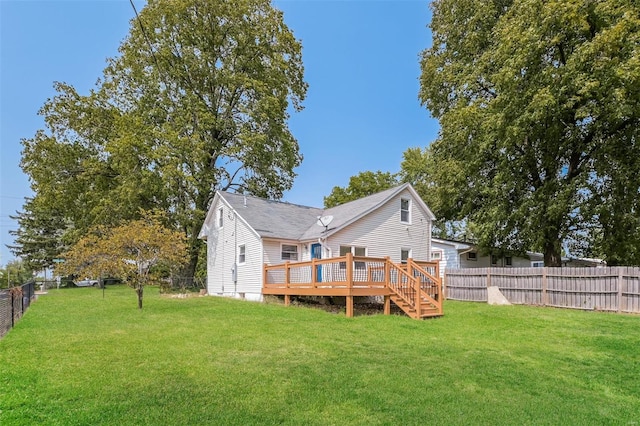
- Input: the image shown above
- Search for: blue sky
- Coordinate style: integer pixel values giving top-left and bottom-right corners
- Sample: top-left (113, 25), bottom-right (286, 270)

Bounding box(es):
top-left (0, 0), bottom-right (439, 267)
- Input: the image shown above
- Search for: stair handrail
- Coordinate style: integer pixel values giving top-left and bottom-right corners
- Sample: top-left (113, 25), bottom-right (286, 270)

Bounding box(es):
top-left (386, 260), bottom-right (421, 311)
top-left (407, 259), bottom-right (443, 314)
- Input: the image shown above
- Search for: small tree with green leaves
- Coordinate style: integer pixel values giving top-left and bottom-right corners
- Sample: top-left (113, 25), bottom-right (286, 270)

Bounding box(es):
top-left (56, 212), bottom-right (188, 309)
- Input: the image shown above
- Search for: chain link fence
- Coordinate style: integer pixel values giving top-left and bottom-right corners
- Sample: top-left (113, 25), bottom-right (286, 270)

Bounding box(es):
top-left (0, 282), bottom-right (36, 339)
top-left (159, 276), bottom-right (206, 293)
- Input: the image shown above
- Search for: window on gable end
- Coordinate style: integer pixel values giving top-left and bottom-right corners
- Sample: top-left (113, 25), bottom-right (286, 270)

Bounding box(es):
top-left (238, 245), bottom-right (246, 264)
top-left (400, 198), bottom-right (411, 223)
top-left (217, 207), bottom-right (224, 228)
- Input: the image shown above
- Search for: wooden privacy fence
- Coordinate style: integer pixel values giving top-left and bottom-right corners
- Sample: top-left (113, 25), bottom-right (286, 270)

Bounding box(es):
top-left (445, 267), bottom-right (640, 314)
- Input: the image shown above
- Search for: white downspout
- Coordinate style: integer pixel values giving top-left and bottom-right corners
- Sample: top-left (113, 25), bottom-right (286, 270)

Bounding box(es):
top-left (317, 236), bottom-right (331, 258)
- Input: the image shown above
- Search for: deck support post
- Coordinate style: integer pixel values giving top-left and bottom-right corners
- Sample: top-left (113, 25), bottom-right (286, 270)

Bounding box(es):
top-left (384, 295), bottom-right (390, 315)
top-left (345, 253), bottom-right (354, 318)
top-left (346, 296), bottom-right (354, 318)
top-left (284, 295), bottom-right (291, 306)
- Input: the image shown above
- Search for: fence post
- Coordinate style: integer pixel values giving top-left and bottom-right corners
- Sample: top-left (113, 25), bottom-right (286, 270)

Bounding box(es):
top-left (442, 274), bottom-right (447, 299)
top-left (10, 290), bottom-right (15, 328)
top-left (617, 267), bottom-right (624, 313)
top-left (540, 267), bottom-right (547, 306)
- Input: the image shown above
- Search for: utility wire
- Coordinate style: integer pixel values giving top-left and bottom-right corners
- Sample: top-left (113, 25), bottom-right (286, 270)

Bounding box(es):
top-left (129, 0), bottom-right (163, 74)
top-left (128, 0), bottom-right (184, 118)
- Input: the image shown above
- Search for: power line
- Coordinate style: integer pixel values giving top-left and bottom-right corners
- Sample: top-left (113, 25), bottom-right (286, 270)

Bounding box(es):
top-left (129, 0), bottom-right (164, 77)
top-left (127, 0), bottom-right (183, 125)
top-left (0, 195), bottom-right (27, 200)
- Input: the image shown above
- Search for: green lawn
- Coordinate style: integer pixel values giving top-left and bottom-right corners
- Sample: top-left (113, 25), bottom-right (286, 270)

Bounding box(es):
top-left (1, 286), bottom-right (639, 425)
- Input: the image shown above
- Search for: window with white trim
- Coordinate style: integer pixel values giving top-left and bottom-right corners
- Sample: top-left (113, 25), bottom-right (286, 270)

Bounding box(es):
top-left (340, 246), bottom-right (366, 269)
top-left (531, 261), bottom-right (544, 268)
top-left (281, 244), bottom-right (299, 261)
top-left (238, 245), bottom-right (246, 264)
top-left (400, 198), bottom-right (411, 223)
top-left (401, 248), bottom-right (411, 264)
top-left (431, 251), bottom-right (442, 261)
top-left (217, 207), bottom-right (224, 228)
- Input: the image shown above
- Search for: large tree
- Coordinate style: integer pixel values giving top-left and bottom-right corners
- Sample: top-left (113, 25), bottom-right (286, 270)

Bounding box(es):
top-left (419, 0), bottom-right (640, 265)
top-left (323, 171), bottom-right (399, 208)
top-left (8, 197), bottom-right (70, 272)
top-left (19, 0), bottom-right (306, 275)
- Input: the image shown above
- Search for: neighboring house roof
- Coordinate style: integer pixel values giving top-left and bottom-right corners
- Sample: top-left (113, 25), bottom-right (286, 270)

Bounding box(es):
top-left (431, 238), bottom-right (473, 251)
top-left (199, 183), bottom-right (435, 242)
top-left (564, 256), bottom-right (606, 265)
top-left (432, 238), bottom-right (605, 266)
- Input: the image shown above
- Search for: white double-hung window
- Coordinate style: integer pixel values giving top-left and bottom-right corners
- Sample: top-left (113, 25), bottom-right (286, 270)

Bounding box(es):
top-left (281, 244), bottom-right (299, 261)
top-left (217, 207), bottom-right (224, 228)
top-left (238, 245), bottom-right (246, 264)
top-left (400, 198), bottom-right (411, 223)
top-left (339, 246), bottom-right (367, 269)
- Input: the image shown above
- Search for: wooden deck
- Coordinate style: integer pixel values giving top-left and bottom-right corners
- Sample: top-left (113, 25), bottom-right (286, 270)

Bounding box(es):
top-left (263, 254), bottom-right (443, 319)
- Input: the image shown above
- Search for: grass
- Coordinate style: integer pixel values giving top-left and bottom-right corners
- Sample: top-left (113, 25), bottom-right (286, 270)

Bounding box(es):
top-left (1, 286), bottom-right (639, 425)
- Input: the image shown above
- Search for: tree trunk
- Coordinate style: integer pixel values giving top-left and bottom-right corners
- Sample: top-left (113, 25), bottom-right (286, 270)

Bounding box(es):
top-left (186, 223), bottom-right (203, 278)
top-left (543, 236), bottom-right (562, 267)
top-left (136, 285), bottom-right (143, 309)
top-left (187, 239), bottom-right (200, 279)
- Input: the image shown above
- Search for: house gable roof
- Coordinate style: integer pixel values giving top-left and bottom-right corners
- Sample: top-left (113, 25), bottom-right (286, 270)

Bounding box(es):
top-left (199, 183), bottom-right (434, 242)
top-left (300, 183), bottom-right (435, 240)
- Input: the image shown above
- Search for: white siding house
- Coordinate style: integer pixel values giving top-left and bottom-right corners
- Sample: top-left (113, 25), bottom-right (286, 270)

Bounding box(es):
top-left (431, 238), bottom-right (604, 276)
top-left (199, 184), bottom-right (435, 301)
top-left (431, 238), bottom-right (545, 276)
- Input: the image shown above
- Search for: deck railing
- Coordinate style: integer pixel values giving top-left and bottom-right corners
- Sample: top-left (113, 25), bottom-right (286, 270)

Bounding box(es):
top-left (407, 259), bottom-right (442, 312)
top-left (264, 254), bottom-right (390, 290)
top-left (263, 254), bottom-right (442, 318)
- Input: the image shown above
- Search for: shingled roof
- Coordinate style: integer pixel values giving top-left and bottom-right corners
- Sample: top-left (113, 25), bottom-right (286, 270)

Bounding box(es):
top-left (219, 191), bottom-right (323, 240)
top-left (200, 183), bottom-right (434, 241)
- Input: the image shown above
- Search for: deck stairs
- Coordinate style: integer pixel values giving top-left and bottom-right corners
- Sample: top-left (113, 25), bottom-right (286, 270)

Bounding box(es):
top-left (387, 261), bottom-right (442, 319)
top-left (263, 254), bottom-right (443, 319)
